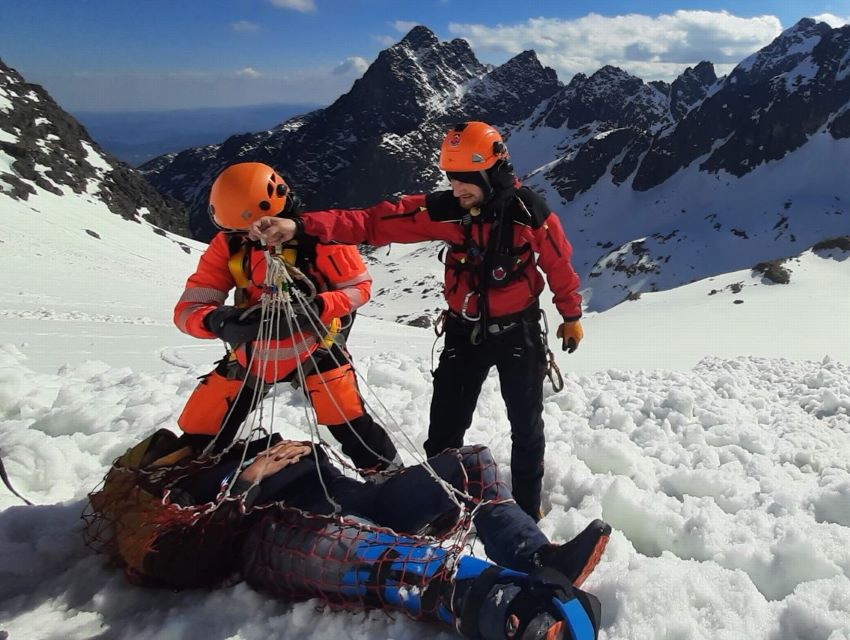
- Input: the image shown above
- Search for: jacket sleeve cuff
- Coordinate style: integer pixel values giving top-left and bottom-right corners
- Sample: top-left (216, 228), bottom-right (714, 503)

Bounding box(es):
top-left (562, 314), bottom-right (582, 323)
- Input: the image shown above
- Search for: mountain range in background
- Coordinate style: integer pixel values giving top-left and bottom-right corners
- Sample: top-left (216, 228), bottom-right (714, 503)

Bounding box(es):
top-left (140, 18), bottom-right (850, 314)
top-left (74, 103), bottom-right (319, 167)
top-left (2, 18), bottom-right (849, 322)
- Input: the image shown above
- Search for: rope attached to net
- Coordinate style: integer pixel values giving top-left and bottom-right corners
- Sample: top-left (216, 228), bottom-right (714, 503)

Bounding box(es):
top-left (209, 246), bottom-right (493, 520)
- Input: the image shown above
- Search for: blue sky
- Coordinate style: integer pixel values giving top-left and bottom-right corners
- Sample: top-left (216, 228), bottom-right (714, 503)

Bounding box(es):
top-left (2, 0), bottom-right (849, 111)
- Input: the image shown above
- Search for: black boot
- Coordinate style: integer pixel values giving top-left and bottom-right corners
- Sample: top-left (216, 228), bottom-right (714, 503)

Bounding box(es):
top-left (531, 519), bottom-right (611, 587)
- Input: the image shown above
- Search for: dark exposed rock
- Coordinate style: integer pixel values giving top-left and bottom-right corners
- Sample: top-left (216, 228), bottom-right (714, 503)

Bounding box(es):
top-left (668, 61), bottom-right (717, 120)
top-left (0, 58), bottom-right (189, 235)
top-left (535, 66), bottom-right (669, 132)
top-left (547, 127), bottom-right (646, 201)
top-left (813, 236), bottom-right (850, 251)
top-left (753, 260), bottom-right (791, 284)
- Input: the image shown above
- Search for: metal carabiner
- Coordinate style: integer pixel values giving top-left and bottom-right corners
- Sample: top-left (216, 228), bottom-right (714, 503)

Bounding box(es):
top-left (434, 309), bottom-right (447, 337)
top-left (461, 291), bottom-right (481, 321)
top-left (539, 307), bottom-right (550, 337)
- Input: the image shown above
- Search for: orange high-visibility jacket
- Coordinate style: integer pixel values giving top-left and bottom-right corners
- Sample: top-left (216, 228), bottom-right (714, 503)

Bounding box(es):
top-left (174, 233), bottom-right (372, 382)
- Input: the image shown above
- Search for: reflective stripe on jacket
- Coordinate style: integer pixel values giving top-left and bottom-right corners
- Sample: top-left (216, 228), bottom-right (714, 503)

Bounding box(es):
top-left (174, 232), bottom-right (372, 381)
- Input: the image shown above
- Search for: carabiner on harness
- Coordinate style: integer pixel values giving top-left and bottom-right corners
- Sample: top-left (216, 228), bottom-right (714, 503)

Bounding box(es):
top-left (538, 308), bottom-right (564, 392)
top-left (461, 291), bottom-right (481, 322)
top-left (433, 309), bottom-right (447, 337)
top-left (264, 245), bottom-right (318, 303)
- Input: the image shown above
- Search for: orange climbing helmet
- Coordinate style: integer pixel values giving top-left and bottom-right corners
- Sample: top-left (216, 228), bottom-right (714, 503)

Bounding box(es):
top-left (209, 162), bottom-right (289, 231)
top-left (438, 121), bottom-right (508, 172)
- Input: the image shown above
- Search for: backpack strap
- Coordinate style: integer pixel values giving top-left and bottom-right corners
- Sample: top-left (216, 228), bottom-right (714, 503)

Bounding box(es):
top-left (226, 235), bottom-right (252, 308)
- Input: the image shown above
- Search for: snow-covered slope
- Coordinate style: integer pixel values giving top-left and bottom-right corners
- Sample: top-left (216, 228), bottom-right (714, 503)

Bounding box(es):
top-left (2, 19), bottom-right (850, 639)
top-left (0, 182), bottom-right (207, 374)
top-left (544, 129), bottom-right (850, 312)
top-left (2, 164), bottom-right (850, 638)
top-left (0, 57), bottom-right (188, 235)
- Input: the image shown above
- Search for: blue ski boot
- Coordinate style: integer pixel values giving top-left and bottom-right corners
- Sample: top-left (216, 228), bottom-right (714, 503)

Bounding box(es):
top-left (454, 557), bottom-right (601, 639)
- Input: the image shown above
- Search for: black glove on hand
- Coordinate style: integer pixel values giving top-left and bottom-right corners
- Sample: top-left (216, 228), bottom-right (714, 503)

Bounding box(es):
top-left (205, 298), bottom-right (326, 344)
top-left (203, 306), bottom-right (260, 345)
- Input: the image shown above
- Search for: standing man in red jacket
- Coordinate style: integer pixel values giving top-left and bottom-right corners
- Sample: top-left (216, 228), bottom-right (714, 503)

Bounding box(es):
top-left (174, 162), bottom-right (399, 472)
top-left (249, 123), bottom-right (583, 519)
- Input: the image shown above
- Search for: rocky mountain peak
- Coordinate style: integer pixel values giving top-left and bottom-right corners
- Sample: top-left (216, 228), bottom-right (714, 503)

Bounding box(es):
top-left (537, 64), bottom-right (667, 131)
top-left (361, 26), bottom-right (484, 112)
top-left (0, 58), bottom-right (188, 234)
top-left (731, 17), bottom-right (831, 86)
top-left (499, 50), bottom-right (547, 73)
top-left (398, 25), bottom-right (440, 51)
top-left (487, 50), bottom-right (559, 91)
top-left (589, 65), bottom-right (635, 83)
top-left (689, 60), bottom-right (718, 85)
top-left (461, 50), bottom-right (561, 124)
top-left (669, 61), bottom-right (717, 119)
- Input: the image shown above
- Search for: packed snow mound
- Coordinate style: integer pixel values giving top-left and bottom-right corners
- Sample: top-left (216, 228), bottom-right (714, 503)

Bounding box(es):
top-left (1, 345), bottom-right (849, 638)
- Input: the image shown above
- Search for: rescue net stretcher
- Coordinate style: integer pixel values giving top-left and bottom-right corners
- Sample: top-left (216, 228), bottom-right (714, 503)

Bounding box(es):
top-left (82, 243), bottom-right (508, 626)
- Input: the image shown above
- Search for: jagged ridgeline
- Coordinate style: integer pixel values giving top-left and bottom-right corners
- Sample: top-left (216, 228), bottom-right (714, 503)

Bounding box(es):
top-left (0, 59), bottom-right (189, 235)
top-left (140, 20), bottom-right (850, 248)
top-left (140, 25), bottom-right (562, 241)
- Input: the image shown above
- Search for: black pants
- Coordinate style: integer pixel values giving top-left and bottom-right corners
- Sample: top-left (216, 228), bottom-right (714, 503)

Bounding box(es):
top-left (424, 316), bottom-right (547, 519)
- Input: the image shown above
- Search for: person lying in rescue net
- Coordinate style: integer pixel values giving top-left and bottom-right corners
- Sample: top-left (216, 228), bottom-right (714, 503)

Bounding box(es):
top-left (172, 162), bottom-right (400, 473)
top-left (131, 437), bottom-right (611, 639)
top-left (246, 122), bottom-right (584, 522)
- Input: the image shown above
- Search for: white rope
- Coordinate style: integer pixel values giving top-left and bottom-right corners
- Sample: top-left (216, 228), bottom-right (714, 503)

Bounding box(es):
top-left (212, 247), bottom-right (490, 516)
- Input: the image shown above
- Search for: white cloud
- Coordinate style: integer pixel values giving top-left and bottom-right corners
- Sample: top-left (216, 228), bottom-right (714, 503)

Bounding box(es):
top-left (268, 0), bottom-right (316, 12)
top-left (448, 10), bottom-right (783, 81)
top-left (372, 34), bottom-right (397, 46)
top-left (236, 67), bottom-right (262, 78)
top-left (813, 13), bottom-right (850, 27)
top-left (331, 57), bottom-right (369, 76)
top-left (392, 20), bottom-right (419, 33)
top-left (232, 20), bottom-right (260, 33)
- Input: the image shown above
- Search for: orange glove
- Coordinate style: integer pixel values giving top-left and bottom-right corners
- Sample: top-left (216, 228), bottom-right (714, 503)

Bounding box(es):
top-left (556, 320), bottom-right (583, 353)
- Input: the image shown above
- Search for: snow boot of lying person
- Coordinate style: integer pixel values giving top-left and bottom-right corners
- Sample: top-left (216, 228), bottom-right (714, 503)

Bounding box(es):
top-left (529, 519), bottom-right (612, 588)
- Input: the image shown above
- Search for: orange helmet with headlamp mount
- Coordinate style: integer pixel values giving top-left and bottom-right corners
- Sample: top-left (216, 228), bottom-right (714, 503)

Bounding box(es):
top-left (209, 162), bottom-right (290, 231)
top-left (439, 121), bottom-right (508, 172)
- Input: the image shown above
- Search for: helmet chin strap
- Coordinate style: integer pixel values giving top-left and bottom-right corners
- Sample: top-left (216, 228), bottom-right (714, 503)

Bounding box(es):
top-left (480, 160), bottom-right (516, 206)
top-left (478, 170), bottom-right (494, 202)
top-left (274, 190), bottom-right (304, 219)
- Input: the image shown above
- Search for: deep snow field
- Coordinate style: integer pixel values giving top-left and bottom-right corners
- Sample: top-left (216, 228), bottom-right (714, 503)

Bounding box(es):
top-left (1, 184), bottom-right (849, 639)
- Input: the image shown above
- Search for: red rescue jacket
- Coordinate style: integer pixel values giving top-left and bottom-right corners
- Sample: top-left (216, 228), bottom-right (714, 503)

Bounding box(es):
top-left (174, 233), bottom-right (372, 382)
top-left (302, 187), bottom-right (581, 321)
